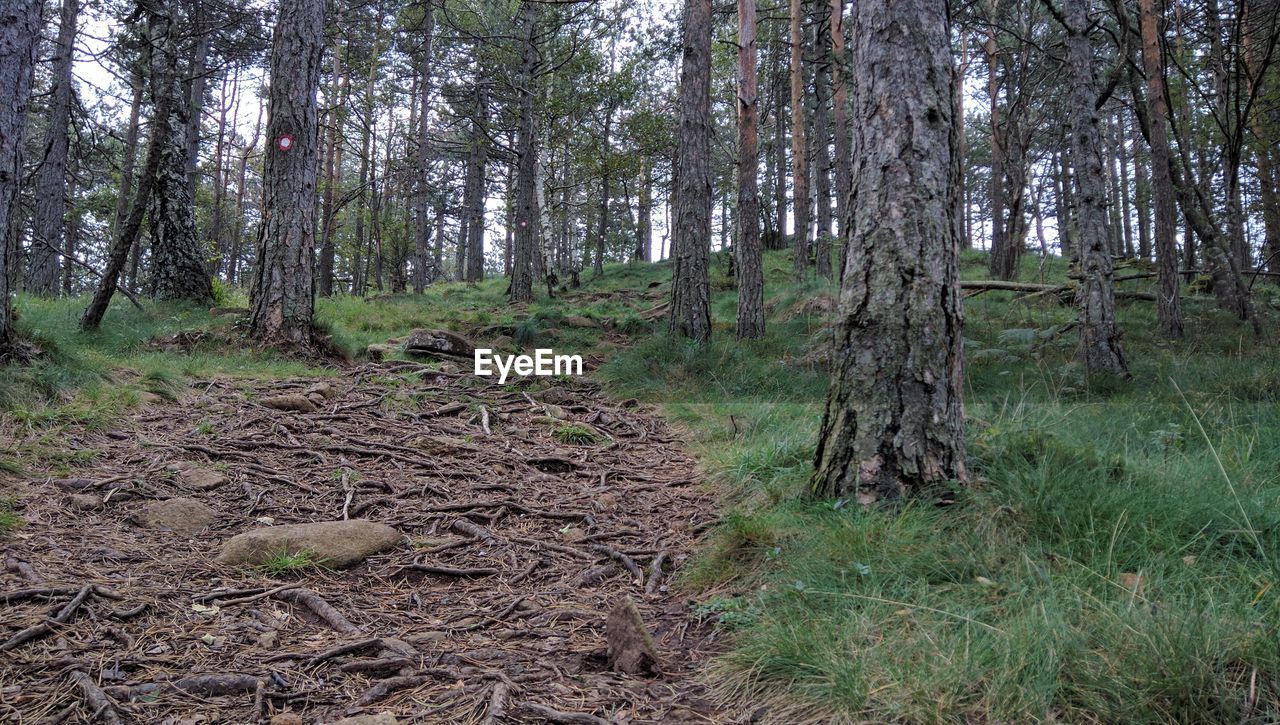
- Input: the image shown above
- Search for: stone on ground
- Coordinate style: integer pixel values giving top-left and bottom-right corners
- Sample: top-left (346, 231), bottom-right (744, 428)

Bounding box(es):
top-left (131, 497), bottom-right (218, 535)
top-left (169, 462), bottom-right (228, 490)
top-left (217, 520), bottom-right (401, 568)
top-left (562, 314), bottom-right (601, 329)
top-left (334, 714), bottom-right (398, 725)
top-left (402, 328), bottom-right (474, 360)
top-left (606, 596), bottom-right (659, 674)
top-left (260, 394), bottom-right (318, 413)
top-left (66, 493), bottom-right (103, 510)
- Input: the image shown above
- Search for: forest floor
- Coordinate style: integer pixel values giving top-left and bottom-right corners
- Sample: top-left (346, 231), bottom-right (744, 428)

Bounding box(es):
top-left (0, 359), bottom-right (728, 723)
top-left (7, 250), bottom-right (1280, 722)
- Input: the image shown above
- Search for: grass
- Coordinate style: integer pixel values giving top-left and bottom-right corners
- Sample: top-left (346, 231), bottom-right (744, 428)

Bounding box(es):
top-left (0, 498), bottom-right (21, 534)
top-left (552, 423), bottom-right (602, 445)
top-left (5, 251), bottom-right (1280, 720)
top-left (259, 549), bottom-right (323, 576)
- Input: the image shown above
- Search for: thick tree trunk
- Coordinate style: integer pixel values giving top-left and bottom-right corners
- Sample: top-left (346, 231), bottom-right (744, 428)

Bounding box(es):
top-left (789, 0), bottom-right (810, 275)
top-left (413, 1), bottom-right (435, 293)
top-left (737, 0), bottom-right (764, 339)
top-left (248, 0), bottom-right (324, 347)
top-left (508, 1), bottom-right (539, 303)
top-left (812, 0), bottom-right (967, 501)
top-left (147, 2), bottom-right (213, 305)
top-left (669, 0), bottom-right (713, 340)
top-left (1063, 0), bottom-right (1127, 376)
top-left (0, 0), bottom-right (37, 354)
top-left (28, 0), bottom-right (77, 296)
top-left (1138, 0), bottom-right (1183, 338)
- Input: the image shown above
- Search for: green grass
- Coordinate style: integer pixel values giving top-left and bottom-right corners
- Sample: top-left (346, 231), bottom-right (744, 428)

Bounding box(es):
top-left (0, 498), bottom-right (21, 534)
top-left (259, 549), bottom-right (322, 576)
top-left (552, 423), bottom-right (601, 445)
top-left (6, 252), bottom-right (1280, 720)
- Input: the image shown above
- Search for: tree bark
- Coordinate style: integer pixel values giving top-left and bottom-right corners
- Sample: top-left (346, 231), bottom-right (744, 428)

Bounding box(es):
top-left (812, 0), bottom-right (967, 501)
top-left (147, 1), bottom-right (213, 305)
top-left (248, 0), bottom-right (325, 347)
top-left (789, 0), bottom-right (810, 275)
top-left (508, 1), bottom-right (539, 303)
top-left (812, 1), bottom-right (832, 279)
top-left (28, 0), bottom-right (77, 296)
top-left (636, 158), bottom-right (652, 261)
top-left (463, 82), bottom-right (488, 283)
top-left (413, 1), bottom-right (435, 293)
top-left (737, 0), bottom-right (764, 339)
top-left (317, 41), bottom-right (344, 297)
top-left (830, 0), bottom-right (849, 243)
top-left (669, 0), bottom-right (713, 340)
top-left (1063, 0), bottom-right (1128, 376)
top-left (0, 0), bottom-right (38, 354)
top-left (1138, 0), bottom-right (1183, 338)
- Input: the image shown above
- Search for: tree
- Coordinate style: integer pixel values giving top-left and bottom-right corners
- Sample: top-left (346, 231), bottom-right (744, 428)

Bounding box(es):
top-left (413, 0), bottom-right (437, 293)
top-left (1060, 0), bottom-right (1128, 377)
top-left (1138, 0), bottom-right (1183, 338)
top-left (737, 0), bottom-right (764, 339)
top-left (0, 0), bottom-right (39, 356)
top-left (812, 0), bottom-right (967, 501)
top-left (509, 1), bottom-right (539, 304)
top-left (248, 0), bottom-right (325, 347)
top-left (147, 1), bottom-right (214, 305)
top-left (27, 0), bottom-right (77, 296)
top-left (789, 0), bottom-right (810, 276)
top-left (669, 0), bottom-right (713, 340)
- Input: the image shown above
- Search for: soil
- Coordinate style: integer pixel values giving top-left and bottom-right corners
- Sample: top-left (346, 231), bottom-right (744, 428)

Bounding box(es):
top-left (0, 361), bottom-right (728, 723)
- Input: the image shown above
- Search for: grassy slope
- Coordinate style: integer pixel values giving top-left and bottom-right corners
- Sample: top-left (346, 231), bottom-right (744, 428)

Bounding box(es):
top-left (5, 252), bottom-right (1280, 721)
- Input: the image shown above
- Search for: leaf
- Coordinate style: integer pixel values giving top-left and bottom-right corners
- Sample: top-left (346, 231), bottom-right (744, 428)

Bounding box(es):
top-left (192, 603), bottom-right (220, 616)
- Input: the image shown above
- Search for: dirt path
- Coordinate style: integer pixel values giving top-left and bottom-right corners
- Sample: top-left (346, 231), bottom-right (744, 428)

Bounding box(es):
top-left (0, 361), bottom-right (725, 723)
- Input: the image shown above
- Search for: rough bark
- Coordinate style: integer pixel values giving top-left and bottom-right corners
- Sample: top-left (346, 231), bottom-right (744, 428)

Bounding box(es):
top-left (985, 6), bottom-right (1010, 278)
top-left (635, 159), bottom-right (652, 262)
top-left (771, 36), bottom-right (788, 251)
top-left (812, 0), bottom-right (967, 502)
top-left (463, 82), bottom-right (488, 283)
top-left (737, 0), bottom-right (764, 339)
top-left (0, 0), bottom-right (38, 354)
top-left (147, 2), bottom-right (213, 305)
top-left (317, 42), bottom-right (344, 297)
top-left (830, 0), bottom-right (849, 242)
top-left (508, 2), bottom-right (538, 304)
top-left (1138, 0), bottom-right (1183, 338)
top-left (1063, 0), bottom-right (1128, 376)
top-left (812, 2), bottom-right (832, 279)
top-left (1131, 114), bottom-right (1152, 261)
top-left (248, 0), bottom-right (325, 347)
top-left (27, 0), bottom-right (77, 296)
top-left (595, 106), bottom-right (613, 275)
top-left (789, 0), bottom-right (810, 275)
top-left (413, 1), bottom-right (436, 293)
top-left (669, 0), bottom-right (713, 340)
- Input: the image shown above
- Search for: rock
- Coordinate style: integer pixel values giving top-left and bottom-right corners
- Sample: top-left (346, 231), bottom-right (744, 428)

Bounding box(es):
top-left (269, 713), bottom-right (304, 725)
top-left (490, 335), bottom-right (515, 350)
top-left (260, 394), bottom-right (317, 413)
top-left (209, 307), bottom-right (250, 317)
top-left (169, 462), bottom-right (228, 490)
top-left (217, 519), bottom-right (401, 568)
top-left (67, 493), bottom-right (103, 510)
top-left (561, 315), bottom-right (601, 329)
top-left (365, 343), bottom-right (396, 361)
top-left (334, 715), bottom-right (398, 725)
top-left (51, 477), bottom-right (96, 492)
top-left (402, 328), bottom-right (474, 360)
top-left (605, 596), bottom-right (659, 675)
top-left (131, 497), bottom-right (217, 535)
top-left (304, 382), bottom-right (338, 399)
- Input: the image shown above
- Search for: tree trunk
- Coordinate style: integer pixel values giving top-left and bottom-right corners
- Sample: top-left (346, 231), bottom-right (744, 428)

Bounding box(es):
top-left (789, 0), bottom-right (810, 275)
top-left (463, 82), bottom-right (488, 283)
top-left (830, 0), bottom-right (849, 243)
top-left (229, 101), bottom-right (263, 286)
top-left (669, 0), bottom-right (713, 340)
top-left (317, 41), bottom-right (344, 297)
top-left (118, 61), bottom-right (144, 289)
top-left (248, 0), bottom-right (324, 347)
top-left (27, 0), bottom-right (77, 296)
top-left (413, 1), bottom-right (435, 293)
top-left (772, 36), bottom-right (788, 251)
top-left (1063, 0), bottom-right (1127, 376)
top-left (0, 0), bottom-right (38, 354)
top-left (1138, 0), bottom-right (1183, 338)
top-left (209, 72), bottom-right (232, 279)
top-left (636, 158), bottom-right (652, 261)
top-left (812, 1), bottom-right (832, 279)
top-left (508, 1), bottom-right (539, 303)
top-left (595, 106), bottom-right (613, 275)
top-left (985, 6), bottom-right (1010, 278)
top-left (737, 0), bottom-right (764, 339)
top-left (183, 2), bottom-right (209, 202)
top-left (812, 0), bottom-right (967, 501)
top-left (1131, 114), bottom-right (1152, 261)
top-left (147, 2), bottom-right (213, 305)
